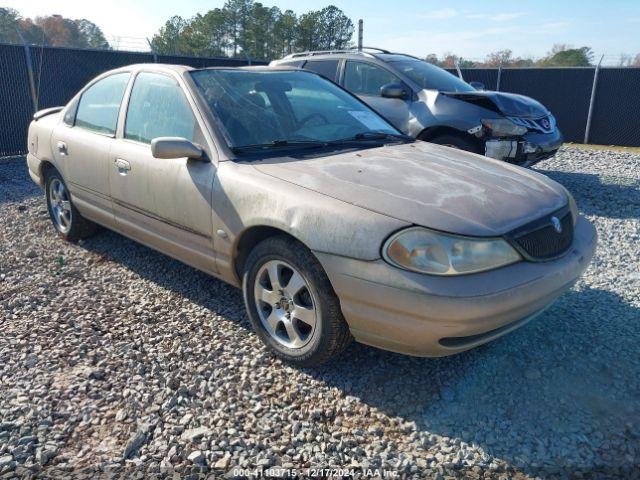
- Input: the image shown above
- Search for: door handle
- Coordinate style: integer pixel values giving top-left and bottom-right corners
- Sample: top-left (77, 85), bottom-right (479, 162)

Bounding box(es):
top-left (114, 158), bottom-right (131, 173)
top-left (57, 141), bottom-right (67, 155)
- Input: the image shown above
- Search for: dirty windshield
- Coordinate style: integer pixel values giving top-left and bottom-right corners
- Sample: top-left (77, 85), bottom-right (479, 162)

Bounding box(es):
top-left (190, 69), bottom-right (404, 150)
top-left (389, 59), bottom-right (476, 93)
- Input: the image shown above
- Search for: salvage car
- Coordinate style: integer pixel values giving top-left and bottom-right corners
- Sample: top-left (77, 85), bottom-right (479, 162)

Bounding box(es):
top-left (270, 48), bottom-right (563, 166)
top-left (26, 64), bottom-right (596, 366)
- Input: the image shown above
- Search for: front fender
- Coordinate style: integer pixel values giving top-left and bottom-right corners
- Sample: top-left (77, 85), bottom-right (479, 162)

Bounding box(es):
top-left (212, 161), bottom-right (409, 268)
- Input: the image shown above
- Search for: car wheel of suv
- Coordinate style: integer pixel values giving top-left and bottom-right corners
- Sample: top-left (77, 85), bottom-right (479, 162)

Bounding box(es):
top-left (243, 235), bottom-right (352, 367)
top-left (45, 169), bottom-right (98, 241)
top-left (428, 134), bottom-right (481, 154)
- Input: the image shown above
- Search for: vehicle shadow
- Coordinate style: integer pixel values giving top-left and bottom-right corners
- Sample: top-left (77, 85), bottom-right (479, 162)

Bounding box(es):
top-left (78, 229), bottom-right (639, 478)
top-left (0, 156), bottom-right (41, 205)
top-left (534, 168), bottom-right (640, 220)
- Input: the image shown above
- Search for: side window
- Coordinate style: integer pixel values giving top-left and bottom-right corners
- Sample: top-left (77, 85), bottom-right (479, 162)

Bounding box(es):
top-left (303, 60), bottom-right (339, 82)
top-left (75, 72), bottom-right (130, 134)
top-left (125, 72), bottom-right (197, 144)
top-left (344, 61), bottom-right (401, 96)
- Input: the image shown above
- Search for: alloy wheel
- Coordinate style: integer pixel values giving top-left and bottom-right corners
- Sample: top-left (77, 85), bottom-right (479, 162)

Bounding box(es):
top-left (48, 178), bottom-right (72, 233)
top-left (253, 260), bottom-right (317, 349)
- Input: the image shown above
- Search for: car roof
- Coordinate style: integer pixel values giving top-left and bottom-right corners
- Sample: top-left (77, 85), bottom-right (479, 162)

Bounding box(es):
top-left (106, 63), bottom-right (308, 75)
top-left (271, 48), bottom-right (421, 65)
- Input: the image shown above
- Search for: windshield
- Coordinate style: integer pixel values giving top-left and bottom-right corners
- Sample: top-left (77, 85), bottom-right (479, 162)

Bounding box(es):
top-left (389, 59), bottom-right (476, 93)
top-left (190, 69), bottom-right (401, 149)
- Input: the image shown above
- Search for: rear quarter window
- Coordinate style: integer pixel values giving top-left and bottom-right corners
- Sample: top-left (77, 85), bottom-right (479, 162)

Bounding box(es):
top-left (302, 60), bottom-right (339, 82)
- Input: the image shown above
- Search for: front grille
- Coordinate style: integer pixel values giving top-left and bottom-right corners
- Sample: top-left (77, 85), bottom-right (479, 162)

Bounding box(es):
top-left (508, 115), bottom-right (556, 134)
top-left (508, 208), bottom-right (574, 260)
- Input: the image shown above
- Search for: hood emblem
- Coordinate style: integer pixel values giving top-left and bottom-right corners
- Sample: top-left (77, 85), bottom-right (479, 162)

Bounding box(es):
top-left (551, 216), bottom-right (562, 233)
top-left (541, 118), bottom-right (551, 129)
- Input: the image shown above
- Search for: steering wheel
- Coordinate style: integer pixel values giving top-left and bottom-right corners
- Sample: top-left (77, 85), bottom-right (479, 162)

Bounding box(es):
top-left (298, 112), bottom-right (330, 128)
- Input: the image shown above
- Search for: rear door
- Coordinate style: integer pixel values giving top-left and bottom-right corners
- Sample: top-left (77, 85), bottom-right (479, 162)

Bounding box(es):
top-left (51, 72), bottom-right (130, 224)
top-left (341, 60), bottom-right (413, 133)
top-left (108, 71), bottom-right (218, 274)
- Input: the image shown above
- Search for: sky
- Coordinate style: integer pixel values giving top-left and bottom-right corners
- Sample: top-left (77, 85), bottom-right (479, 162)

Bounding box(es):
top-left (4, 0), bottom-right (640, 60)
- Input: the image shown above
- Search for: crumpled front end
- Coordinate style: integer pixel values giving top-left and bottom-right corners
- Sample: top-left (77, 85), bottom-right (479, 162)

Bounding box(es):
top-left (484, 127), bottom-right (564, 167)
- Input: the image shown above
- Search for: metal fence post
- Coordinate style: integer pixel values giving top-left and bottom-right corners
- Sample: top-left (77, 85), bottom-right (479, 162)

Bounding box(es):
top-left (496, 60), bottom-right (502, 91)
top-left (16, 28), bottom-right (38, 113)
top-left (455, 59), bottom-right (463, 80)
top-left (584, 54), bottom-right (604, 144)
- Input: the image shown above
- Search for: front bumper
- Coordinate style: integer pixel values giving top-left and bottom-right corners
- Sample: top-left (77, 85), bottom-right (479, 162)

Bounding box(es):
top-left (315, 216), bottom-right (596, 357)
top-left (485, 129), bottom-right (563, 167)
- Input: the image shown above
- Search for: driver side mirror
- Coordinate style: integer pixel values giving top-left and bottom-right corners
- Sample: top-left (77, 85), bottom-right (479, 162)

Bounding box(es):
top-left (469, 81), bottom-right (485, 91)
top-left (151, 137), bottom-right (205, 160)
top-left (380, 83), bottom-right (409, 100)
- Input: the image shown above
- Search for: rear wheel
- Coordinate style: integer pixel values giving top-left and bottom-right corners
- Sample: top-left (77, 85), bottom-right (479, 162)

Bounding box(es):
top-left (45, 169), bottom-right (98, 241)
top-left (428, 134), bottom-right (482, 154)
top-left (242, 235), bottom-right (352, 366)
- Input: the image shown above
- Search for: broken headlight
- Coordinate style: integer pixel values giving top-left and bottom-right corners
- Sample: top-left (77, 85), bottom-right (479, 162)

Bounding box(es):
top-left (383, 227), bottom-right (521, 275)
top-left (481, 118), bottom-right (527, 137)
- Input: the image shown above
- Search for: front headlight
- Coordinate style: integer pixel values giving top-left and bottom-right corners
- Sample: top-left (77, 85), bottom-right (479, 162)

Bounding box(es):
top-left (563, 187), bottom-right (579, 226)
top-left (481, 118), bottom-right (527, 137)
top-left (383, 227), bottom-right (521, 275)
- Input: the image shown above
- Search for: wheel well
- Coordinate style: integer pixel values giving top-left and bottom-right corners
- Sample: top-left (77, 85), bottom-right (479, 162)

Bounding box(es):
top-left (418, 126), bottom-right (481, 145)
top-left (234, 226), bottom-right (298, 280)
top-left (40, 160), bottom-right (56, 179)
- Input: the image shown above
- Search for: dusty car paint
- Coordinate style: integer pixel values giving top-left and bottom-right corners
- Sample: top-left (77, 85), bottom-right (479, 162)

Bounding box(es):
top-left (251, 141), bottom-right (567, 237)
top-left (27, 64), bottom-right (596, 358)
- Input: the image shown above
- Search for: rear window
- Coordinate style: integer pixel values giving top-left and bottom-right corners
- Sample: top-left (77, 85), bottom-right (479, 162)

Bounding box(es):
top-left (302, 60), bottom-right (339, 82)
top-left (75, 72), bottom-right (130, 135)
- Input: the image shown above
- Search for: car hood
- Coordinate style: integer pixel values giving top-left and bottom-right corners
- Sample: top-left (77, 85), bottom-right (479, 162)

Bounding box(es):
top-left (252, 141), bottom-right (567, 237)
top-left (443, 90), bottom-right (549, 118)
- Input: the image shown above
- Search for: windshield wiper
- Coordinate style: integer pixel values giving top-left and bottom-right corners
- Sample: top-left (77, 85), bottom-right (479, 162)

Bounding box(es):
top-left (329, 131), bottom-right (413, 144)
top-left (231, 139), bottom-right (329, 153)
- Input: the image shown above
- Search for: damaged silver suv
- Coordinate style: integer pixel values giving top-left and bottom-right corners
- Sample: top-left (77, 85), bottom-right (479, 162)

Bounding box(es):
top-left (270, 48), bottom-right (563, 166)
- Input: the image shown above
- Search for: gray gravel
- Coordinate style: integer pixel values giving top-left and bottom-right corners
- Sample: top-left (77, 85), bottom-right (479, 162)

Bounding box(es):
top-left (1, 147), bottom-right (639, 479)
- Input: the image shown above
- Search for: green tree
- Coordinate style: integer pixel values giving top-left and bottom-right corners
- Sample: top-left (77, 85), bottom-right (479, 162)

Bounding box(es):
top-left (151, 16), bottom-right (188, 54)
top-left (273, 10), bottom-right (297, 56)
top-left (316, 6), bottom-right (353, 49)
top-left (0, 7), bottom-right (21, 43)
top-left (151, 2), bottom-right (354, 59)
top-left (75, 19), bottom-right (110, 49)
top-left (181, 9), bottom-right (229, 56)
top-left (295, 10), bottom-right (320, 51)
top-left (539, 44), bottom-right (593, 67)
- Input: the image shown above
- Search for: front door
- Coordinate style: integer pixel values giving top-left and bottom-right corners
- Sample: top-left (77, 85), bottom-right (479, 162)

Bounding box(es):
top-left (109, 71), bottom-right (217, 274)
top-left (342, 60), bottom-right (413, 133)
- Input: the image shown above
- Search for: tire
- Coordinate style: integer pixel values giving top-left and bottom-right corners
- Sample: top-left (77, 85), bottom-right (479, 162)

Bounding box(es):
top-left (427, 134), bottom-right (482, 154)
top-left (44, 168), bottom-right (98, 241)
top-left (242, 235), bottom-right (352, 367)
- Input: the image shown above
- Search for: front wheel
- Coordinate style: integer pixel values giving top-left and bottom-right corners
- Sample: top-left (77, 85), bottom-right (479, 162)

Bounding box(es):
top-left (242, 236), bottom-right (352, 366)
top-left (45, 169), bottom-right (98, 241)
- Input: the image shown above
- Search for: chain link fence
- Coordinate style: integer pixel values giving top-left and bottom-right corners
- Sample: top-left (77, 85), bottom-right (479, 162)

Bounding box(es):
top-left (2, 42), bottom-right (640, 157)
top-left (0, 43), bottom-right (266, 157)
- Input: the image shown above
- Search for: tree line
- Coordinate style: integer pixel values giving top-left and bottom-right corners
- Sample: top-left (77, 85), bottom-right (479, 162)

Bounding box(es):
top-left (426, 45), bottom-right (640, 68)
top-left (0, 8), bottom-right (109, 49)
top-left (150, 1), bottom-right (354, 60)
top-left (3, 5), bottom-right (640, 68)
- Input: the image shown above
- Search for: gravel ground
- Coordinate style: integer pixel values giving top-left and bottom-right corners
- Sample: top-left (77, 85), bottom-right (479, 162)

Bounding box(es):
top-left (1, 147), bottom-right (639, 479)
